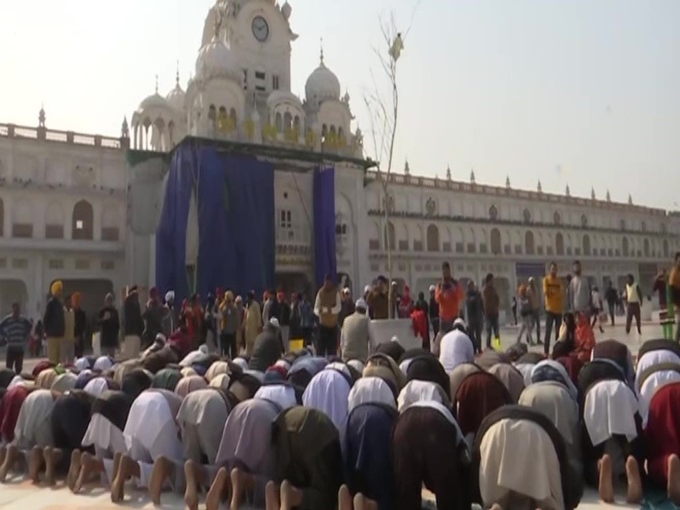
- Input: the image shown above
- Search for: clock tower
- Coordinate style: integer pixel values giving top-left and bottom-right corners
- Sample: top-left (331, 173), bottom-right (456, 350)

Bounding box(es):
top-left (202, 0), bottom-right (298, 105)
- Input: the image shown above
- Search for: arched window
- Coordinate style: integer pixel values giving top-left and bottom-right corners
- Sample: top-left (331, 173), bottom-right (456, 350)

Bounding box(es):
top-left (583, 234), bottom-right (591, 256)
top-left (525, 230), bottom-right (535, 255)
top-left (385, 222), bottom-right (395, 251)
top-left (553, 211), bottom-right (561, 225)
top-left (229, 108), bottom-right (237, 124)
top-left (208, 105), bottom-right (217, 124)
top-left (581, 214), bottom-right (588, 228)
top-left (523, 208), bottom-right (531, 223)
top-left (664, 239), bottom-right (670, 258)
top-left (0, 196), bottom-right (4, 236)
top-left (283, 112), bottom-right (293, 131)
top-left (490, 228), bottom-right (501, 255)
top-left (644, 238), bottom-right (650, 257)
top-left (72, 200), bottom-right (94, 240)
top-left (556, 232), bottom-right (565, 256)
top-left (426, 224), bottom-right (439, 252)
top-left (275, 112), bottom-right (283, 133)
top-left (489, 205), bottom-right (498, 220)
top-left (293, 115), bottom-right (301, 134)
top-left (622, 237), bottom-right (629, 257)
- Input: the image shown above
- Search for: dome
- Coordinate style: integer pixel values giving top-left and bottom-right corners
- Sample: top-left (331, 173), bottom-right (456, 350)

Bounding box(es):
top-left (166, 82), bottom-right (185, 112)
top-left (305, 59), bottom-right (341, 104)
top-left (138, 92), bottom-right (169, 111)
top-left (195, 37), bottom-right (240, 82)
top-left (267, 90), bottom-right (302, 109)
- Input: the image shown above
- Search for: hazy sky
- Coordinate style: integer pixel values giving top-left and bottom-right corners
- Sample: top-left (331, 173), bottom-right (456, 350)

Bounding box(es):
top-left (1, 0), bottom-right (678, 209)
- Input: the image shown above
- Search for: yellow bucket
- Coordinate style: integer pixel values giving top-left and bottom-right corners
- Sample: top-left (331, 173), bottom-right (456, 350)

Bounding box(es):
top-left (289, 338), bottom-right (305, 351)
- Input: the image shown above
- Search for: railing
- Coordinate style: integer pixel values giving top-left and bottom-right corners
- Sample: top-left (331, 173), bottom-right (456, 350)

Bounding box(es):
top-left (0, 122), bottom-right (126, 150)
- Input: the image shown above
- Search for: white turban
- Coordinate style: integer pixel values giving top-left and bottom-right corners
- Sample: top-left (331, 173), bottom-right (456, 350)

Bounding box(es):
top-left (165, 291), bottom-right (175, 302)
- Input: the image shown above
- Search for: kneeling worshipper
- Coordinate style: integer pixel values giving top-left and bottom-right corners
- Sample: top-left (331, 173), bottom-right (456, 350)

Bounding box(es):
top-left (265, 406), bottom-right (343, 510)
top-left (392, 396), bottom-right (471, 510)
top-left (644, 381), bottom-right (680, 504)
top-left (152, 367), bottom-right (183, 392)
top-left (93, 355), bottom-right (116, 373)
top-left (404, 355), bottom-right (452, 401)
top-left (287, 356), bottom-right (328, 391)
top-left (397, 380), bottom-right (450, 411)
top-left (174, 375), bottom-right (208, 399)
top-left (449, 363), bottom-right (483, 400)
top-left (121, 369), bottom-right (153, 400)
top-left (206, 398), bottom-right (280, 510)
top-left (454, 371), bottom-right (513, 447)
top-left (110, 389), bottom-right (183, 503)
top-left (635, 339), bottom-right (680, 392)
top-left (302, 365), bottom-right (353, 430)
top-left (339, 377), bottom-right (398, 510)
top-left (0, 384), bottom-right (30, 477)
top-left (473, 406), bottom-right (582, 510)
top-left (636, 359), bottom-right (680, 414)
top-left (36, 367), bottom-right (60, 389)
top-left (158, 388), bottom-right (232, 509)
top-left (73, 390), bottom-right (134, 493)
top-left (0, 389), bottom-right (57, 483)
top-left (83, 375), bottom-right (119, 398)
top-left (438, 318), bottom-right (475, 373)
top-left (255, 382), bottom-right (299, 409)
top-left (591, 339), bottom-right (636, 387)
top-left (487, 363), bottom-right (525, 403)
top-left (581, 375), bottom-right (644, 504)
top-left (362, 353), bottom-right (406, 397)
top-left (42, 389), bottom-right (95, 486)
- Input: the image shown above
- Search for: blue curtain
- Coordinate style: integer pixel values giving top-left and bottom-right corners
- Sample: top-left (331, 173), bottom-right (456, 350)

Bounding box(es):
top-left (313, 166), bottom-right (337, 288)
top-left (156, 141), bottom-right (275, 304)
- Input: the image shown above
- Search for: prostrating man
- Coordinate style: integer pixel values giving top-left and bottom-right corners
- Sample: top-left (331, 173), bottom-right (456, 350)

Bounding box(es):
top-left (314, 274), bottom-right (342, 356)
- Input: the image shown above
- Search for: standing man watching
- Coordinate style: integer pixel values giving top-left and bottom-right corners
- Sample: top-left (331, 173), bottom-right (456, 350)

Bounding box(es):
top-left (526, 277), bottom-right (542, 345)
top-left (123, 285), bottom-right (143, 359)
top-left (482, 273), bottom-right (500, 350)
top-left (0, 303), bottom-right (32, 374)
top-left (604, 281), bottom-right (618, 326)
top-left (670, 252), bottom-right (680, 342)
top-left (542, 262), bottom-right (564, 355)
top-left (428, 285), bottom-right (440, 339)
top-left (435, 262), bottom-right (464, 336)
top-left (43, 280), bottom-right (65, 364)
top-left (314, 274), bottom-right (342, 356)
top-left (568, 261), bottom-right (592, 318)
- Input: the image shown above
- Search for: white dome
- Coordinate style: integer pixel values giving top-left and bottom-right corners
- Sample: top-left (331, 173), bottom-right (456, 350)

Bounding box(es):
top-left (138, 92), bottom-right (169, 111)
top-left (267, 90), bottom-right (302, 109)
top-left (166, 81), bottom-right (185, 112)
top-left (305, 60), bottom-right (341, 103)
top-left (195, 37), bottom-right (240, 82)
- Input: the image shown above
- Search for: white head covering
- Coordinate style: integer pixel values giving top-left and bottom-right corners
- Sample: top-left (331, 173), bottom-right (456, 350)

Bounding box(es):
top-left (355, 298), bottom-right (367, 310)
top-left (429, 285), bottom-right (436, 293)
top-left (232, 358), bottom-right (249, 371)
top-left (584, 379), bottom-right (640, 446)
top-left (8, 375), bottom-right (25, 390)
top-left (180, 349), bottom-right (206, 367)
top-left (93, 356), bottom-right (114, 372)
top-left (325, 362), bottom-right (351, 380)
top-left (255, 384), bottom-right (297, 410)
top-left (51, 372), bottom-right (77, 393)
top-left (347, 359), bottom-right (365, 374)
top-left (531, 360), bottom-right (578, 400)
top-left (397, 380), bottom-right (448, 411)
top-left (269, 317), bottom-right (280, 329)
top-left (439, 329), bottom-right (475, 373)
top-left (364, 284), bottom-right (372, 294)
top-left (302, 369), bottom-right (351, 430)
top-left (514, 363), bottom-right (536, 387)
top-left (399, 359), bottom-right (414, 375)
top-left (639, 370), bottom-right (680, 419)
top-left (84, 377), bottom-right (110, 397)
top-left (165, 291), bottom-right (175, 302)
top-left (636, 350), bottom-right (680, 391)
top-left (74, 357), bottom-right (90, 371)
top-left (209, 373), bottom-right (230, 390)
top-left (348, 377), bottom-right (396, 411)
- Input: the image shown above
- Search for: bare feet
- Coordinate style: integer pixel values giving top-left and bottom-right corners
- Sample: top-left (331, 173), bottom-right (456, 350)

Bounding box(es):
top-left (184, 460), bottom-right (199, 510)
top-left (354, 493), bottom-right (379, 510)
top-left (338, 484), bottom-right (352, 510)
top-left (0, 445), bottom-right (18, 482)
top-left (74, 452), bottom-right (103, 493)
top-left (67, 450), bottom-right (82, 491)
top-left (111, 453), bottom-right (137, 503)
top-left (149, 456), bottom-right (174, 506)
top-left (280, 480), bottom-right (303, 510)
top-left (668, 454), bottom-right (680, 505)
top-left (0, 446), bottom-right (5, 467)
top-left (206, 467), bottom-right (229, 510)
top-left (43, 446), bottom-right (63, 485)
top-left (230, 467), bottom-right (247, 510)
top-left (29, 446), bottom-right (43, 484)
top-left (265, 481), bottom-right (280, 510)
top-left (598, 454), bottom-right (614, 503)
top-left (626, 456), bottom-right (643, 504)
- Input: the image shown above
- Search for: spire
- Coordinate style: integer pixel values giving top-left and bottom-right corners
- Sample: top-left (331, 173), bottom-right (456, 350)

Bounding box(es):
top-left (38, 104), bottom-right (46, 128)
top-left (565, 184), bottom-right (570, 197)
top-left (505, 175), bottom-right (511, 188)
top-left (175, 61), bottom-right (180, 86)
top-left (591, 187), bottom-right (596, 200)
top-left (537, 180), bottom-right (542, 193)
top-left (121, 116), bottom-right (130, 138)
top-left (404, 159), bottom-right (410, 175)
top-left (155, 75), bottom-right (159, 94)
top-left (446, 165), bottom-right (451, 181)
top-left (606, 189), bottom-right (611, 202)
top-left (470, 168), bottom-right (475, 184)
top-left (628, 193), bottom-right (633, 205)
top-left (319, 37), bottom-right (325, 65)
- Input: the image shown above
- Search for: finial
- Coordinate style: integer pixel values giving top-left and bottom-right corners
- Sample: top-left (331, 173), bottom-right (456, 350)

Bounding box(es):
top-left (121, 116), bottom-right (130, 138)
top-left (591, 187), bottom-right (596, 200)
top-left (606, 189), bottom-right (611, 202)
top-left (470, 168), bottom-right (475, 184)
top-left (446, 165), bottom-right (451, 181)
top-left (155, 75), bottom-right (159, 94)
top-left (38, 104), bottom-right (46, 128)
top-left (565, 184), bottom-right (570, 197)
top-left (537, 180), bottom-right (542, 193)
top-left (320, 37), bottom-right (324, 65)
top-left (404, 159), bottom-right (410, 175)
top-left (628, 193), bottom-right (633, 205)
top-left (175, 61), bottom-right (180, 86)
top-left (505, 175), bottom-right (511, 188)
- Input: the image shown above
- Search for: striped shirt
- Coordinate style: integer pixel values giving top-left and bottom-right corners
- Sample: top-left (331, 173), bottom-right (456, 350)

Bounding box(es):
top-left (0, 315), bottom-right (32, 348)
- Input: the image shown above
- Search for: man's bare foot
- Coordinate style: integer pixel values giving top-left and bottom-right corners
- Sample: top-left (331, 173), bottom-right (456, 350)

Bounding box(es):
top-left (43, 446), bottom-right (63, 485)
top-left (0, 445), bottom-right (18, 482)
top-left (149, 456), bottom-right (174, 506)
top-left (207, 467), bottom-right (229, 510)
top-left (111, 454), bottom-right (136, 503)
top-left (184, 460), bottom-right (199, 510)
top-left (280, 480), bottom-right (303, 510)
top-left (265, 481), bottom-right (279, 510)
top-left (74, 452), bottom-right (103, 493)
top-left (29, 446), bottom-right (43, 484)
top-left (598, 454), bottom-right (614, 503)
top-left (231, 467), bottom-right (249, 510)
top-left (0, 446), bottom-right (6, 467)
top-left (668, 454), bottom-right (680, 505)
top-left (354, 493), bottom-right (379, 510)
top-left (67, 450), bottom-right (82, 491)
top-left (626, 456), bottom-right (643, 504)
top-left (338, 484), bottom-right (352, 510)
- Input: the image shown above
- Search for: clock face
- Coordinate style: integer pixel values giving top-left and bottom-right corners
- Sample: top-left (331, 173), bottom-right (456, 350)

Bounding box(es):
top-left (252, 16), bottom-right (269, 42)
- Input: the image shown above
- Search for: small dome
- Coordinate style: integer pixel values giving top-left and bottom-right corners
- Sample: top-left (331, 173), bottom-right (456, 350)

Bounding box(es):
top-left (305, 59), bottom-right (341, 104)
top-left (195, 37), bottom-right (240, 82)
top-left (138, 93), bottom-right (169, 111)
top-left (281, 1), bottom-right (292, 20)
top-left (267, 90), bottom-right (302, 109)
top-left (166, 82), bottom-right (185, 112)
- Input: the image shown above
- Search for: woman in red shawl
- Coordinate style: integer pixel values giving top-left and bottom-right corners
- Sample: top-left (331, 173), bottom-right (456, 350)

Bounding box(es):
top-left (645, 381), bottom-right (680, 504)
top-left (398, 286), bottom-right (414, 319)
top-left (574, 312), bottom-right (596, 363)
top-left (183, 295), bottom-right (204, 348)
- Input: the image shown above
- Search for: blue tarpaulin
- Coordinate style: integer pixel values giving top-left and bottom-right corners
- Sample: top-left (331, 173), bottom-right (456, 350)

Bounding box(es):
top-left (313, 166), bottom-right (337, 288)
top-left (156, 141), bottom-right (275, 304)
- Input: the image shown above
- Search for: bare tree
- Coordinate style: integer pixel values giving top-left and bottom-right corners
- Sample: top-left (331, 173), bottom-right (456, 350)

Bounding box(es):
top-left (363, 7), bottom-right (418, 318)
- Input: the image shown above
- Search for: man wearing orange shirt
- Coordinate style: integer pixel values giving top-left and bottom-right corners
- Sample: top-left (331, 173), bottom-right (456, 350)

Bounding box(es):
top-left (435, 262), bottom-right (465, 335)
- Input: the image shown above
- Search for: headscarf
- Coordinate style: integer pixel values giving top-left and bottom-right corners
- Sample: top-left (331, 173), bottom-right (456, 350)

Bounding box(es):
top-left (348, 377), bottom-right (397, 412)
top-left (151, 368), bottom-right (182, 391)
top-left (438, 329), bottom-right (475, 373)
top-left (93, 356), bottom-right (115, 372)
top-left (51, 372), bottom-right (78, 393)
top-left (174, 375), bottom-right (208, 398)
top-left (531, 360), bottom-right (578, 400)
top-left (32, 360), bottom-right (54, 378)
top-left (209, 373), bottom-right (231, 390)
top-left (374, 341), bottom-right (405, 364)
top-left (255, 383), bottom-right (298, 410)
top-left (165, 290), bottom-right (175, 303)
top-left (205, 361), bottom-right (233, 382)
top-left (36, 368), bottom-right (58, 389)
top-left (449, 363), bottom-right (483, 400)
top-left (476, 350), bottom-right (511, 371)
top-left (397, 380), bottom-right (449, 411)
top-left (232, 358), bottom-right (249, 371)
top-left (51, 280), bottom-right (63, 296)
top-left (455, 371), bottom-right (513, 438)
top-left (228, 373), bottom-right (262, 402)
top-left (514, 362), bottom-right (537, 387)
top-left (287, 357), bottom-right (328, 390)
top-left (591, 340), bottom-right (635, 386)
top-left (302, 369), bottom-right (352, 430)
top-left (74, 357), bottom-right (91, 372)
top-left (84, 376), bottom-right (112, 398)
top-left (488, 363), bottom-right (526, 403)
top-left (636, 349), bottom-right (680, 391)
top-left (405, 355), bottom-right (451, 401)
top-left (519, 382), bottom-right (580, 446)
top-left (89, 390), bottom-right (134, 432)
top-left (0, 385), bottom-right (29, 443)
top-left (583, 379), bottom-right (640, 446)
top-left (121, 369), bottom-right (153, 399)
top-left (181, 367), bottom-right (198, 378)
top-left (113, 360), bottom-right (142, 384)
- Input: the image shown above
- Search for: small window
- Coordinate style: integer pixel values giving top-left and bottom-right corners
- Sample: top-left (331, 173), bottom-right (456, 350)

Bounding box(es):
top-left (272, 75), bottom-right (280, 90)
top-left (255, 85), bottom-right (266, 92)
top-left (243, 69), bottom-right (248, 90)
top-left (255, 71), bottom-right (266, 80)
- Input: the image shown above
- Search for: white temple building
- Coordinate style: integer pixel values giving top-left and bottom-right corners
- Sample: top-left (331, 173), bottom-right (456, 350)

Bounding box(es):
top-left (0, 0), bottom-right (679, 322)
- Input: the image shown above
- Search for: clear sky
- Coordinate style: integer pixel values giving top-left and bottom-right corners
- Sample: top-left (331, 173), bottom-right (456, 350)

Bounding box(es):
top-left (1, 0), bottom-right (678, 210)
